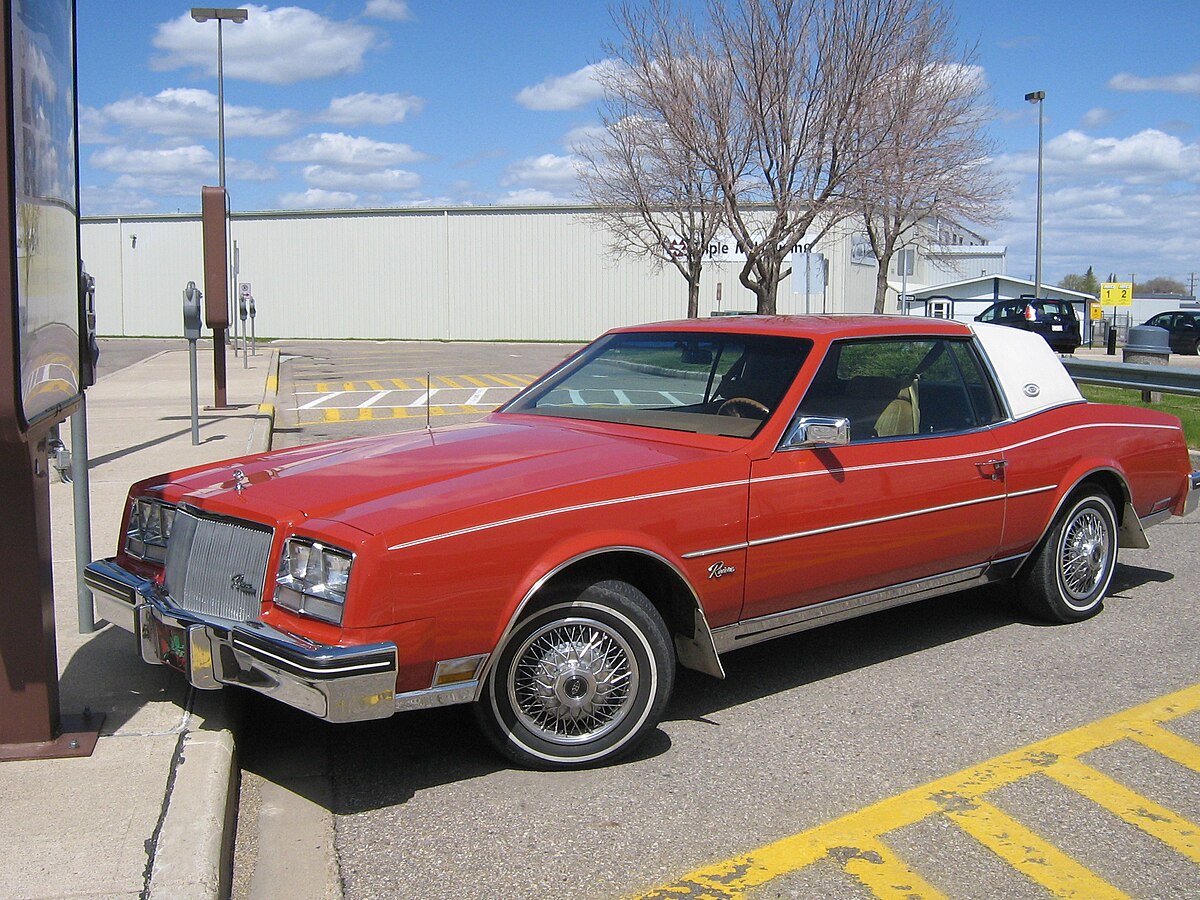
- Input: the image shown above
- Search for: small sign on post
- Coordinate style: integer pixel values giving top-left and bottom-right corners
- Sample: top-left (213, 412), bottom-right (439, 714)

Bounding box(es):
top-left (1101, 282), bottom-right (1133, 306)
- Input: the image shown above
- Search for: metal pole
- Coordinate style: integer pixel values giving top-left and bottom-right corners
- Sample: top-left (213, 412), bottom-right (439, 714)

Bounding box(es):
top-left (217, 19), bottom-right (226, 190)
top-left (1025, 90), bottom-right (1046, 302)
top-left (1034, 99), bottom-right (1044, 300)
top-left (189, 338), bottom-right (200, 445)
top-left (70, 398), bottom-right (94, 634)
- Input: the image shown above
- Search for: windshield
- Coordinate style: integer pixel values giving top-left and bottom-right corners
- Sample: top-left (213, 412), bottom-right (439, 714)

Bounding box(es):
top-left (503, 331), bottom-right (812, 437)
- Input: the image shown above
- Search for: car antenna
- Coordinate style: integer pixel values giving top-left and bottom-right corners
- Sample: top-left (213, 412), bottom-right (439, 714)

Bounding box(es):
top-left (426, 371), bottom-right (432, 434)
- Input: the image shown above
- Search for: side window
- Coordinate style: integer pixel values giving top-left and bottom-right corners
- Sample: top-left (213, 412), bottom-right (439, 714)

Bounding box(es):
top-left (978, 305), bottom-right (997, 323)
top-left (947, 342), bottom-right (1003, 426)
top-left (797, 338), bottom-right (997, 442)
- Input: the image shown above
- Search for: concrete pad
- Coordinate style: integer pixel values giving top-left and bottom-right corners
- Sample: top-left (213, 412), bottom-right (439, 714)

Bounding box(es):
top-left (0, 344), bottom-right (278, 899)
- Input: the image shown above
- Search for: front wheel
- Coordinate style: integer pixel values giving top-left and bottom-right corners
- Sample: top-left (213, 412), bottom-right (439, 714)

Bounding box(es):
top-left (1018, 492), bottom-right (1118, 623)
top-left (475, 580), bottom-right (675, 769)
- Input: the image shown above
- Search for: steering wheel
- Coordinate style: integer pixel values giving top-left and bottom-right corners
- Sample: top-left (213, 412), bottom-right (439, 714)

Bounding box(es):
top-left (718, 397), bottom-right (770, 418)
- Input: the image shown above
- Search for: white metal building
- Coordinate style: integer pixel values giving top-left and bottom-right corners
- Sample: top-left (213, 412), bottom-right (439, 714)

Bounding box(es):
top-left (80, 205), bottom-right (1005, 342)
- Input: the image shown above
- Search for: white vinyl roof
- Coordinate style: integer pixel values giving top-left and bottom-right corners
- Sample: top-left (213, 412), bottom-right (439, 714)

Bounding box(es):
top-left (971, 323), bottom-right (1083, 419)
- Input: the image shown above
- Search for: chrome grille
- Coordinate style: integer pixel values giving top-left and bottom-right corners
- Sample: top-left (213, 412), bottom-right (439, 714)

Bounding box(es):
top-left (164, 509), bottom-right (274, 622)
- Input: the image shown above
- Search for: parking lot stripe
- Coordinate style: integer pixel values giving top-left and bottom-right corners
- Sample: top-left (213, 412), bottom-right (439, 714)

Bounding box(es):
top-left (833, 836), bottom-right (950, 899)
top-left (391, 378), bottom-right (413, 389)
top-left (1045, 756), bottom-right (1200, 864)
top-left (943, 797), bottom-right (1128, 898)
top-left (633, 683), bottom-right (1200, 899)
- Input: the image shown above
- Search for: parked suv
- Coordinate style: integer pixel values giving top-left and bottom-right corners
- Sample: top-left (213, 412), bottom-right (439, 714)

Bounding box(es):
top-left (1142, 311), bottom-right (1200, 355)
top-left (974, 298), bottom-right (1081, 354)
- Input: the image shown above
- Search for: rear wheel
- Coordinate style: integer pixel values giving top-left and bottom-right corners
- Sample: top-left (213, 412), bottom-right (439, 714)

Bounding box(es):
top-left (475, 580), bottom-right (675, 769)
top-left (1018, 492), bottom-right (1118, 623)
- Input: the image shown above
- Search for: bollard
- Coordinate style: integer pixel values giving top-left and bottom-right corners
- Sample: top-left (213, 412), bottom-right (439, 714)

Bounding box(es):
top-left (1106, 324), bottom-right (1117, 356)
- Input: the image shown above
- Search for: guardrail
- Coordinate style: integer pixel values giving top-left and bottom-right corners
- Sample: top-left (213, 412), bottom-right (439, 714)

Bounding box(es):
top-left (1063, 358), bottom-right (1200, 398)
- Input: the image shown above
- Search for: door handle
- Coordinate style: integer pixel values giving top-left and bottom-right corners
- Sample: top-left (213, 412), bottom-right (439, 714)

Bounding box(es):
top-left (975, 459), bottom-right (1008, 481)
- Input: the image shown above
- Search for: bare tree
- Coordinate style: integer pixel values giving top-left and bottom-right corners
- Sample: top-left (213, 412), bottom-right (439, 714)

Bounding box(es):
top-left (578, 96), bottom-right (724, 318)
top-left (609, 0), bottom-right (950, 314)
top-left (853, 7), bottom-right (1006, 313)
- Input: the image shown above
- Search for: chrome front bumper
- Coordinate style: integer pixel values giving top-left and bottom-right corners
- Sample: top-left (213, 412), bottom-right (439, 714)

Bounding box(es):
top-left (84, 559), bottom-right (398, 723)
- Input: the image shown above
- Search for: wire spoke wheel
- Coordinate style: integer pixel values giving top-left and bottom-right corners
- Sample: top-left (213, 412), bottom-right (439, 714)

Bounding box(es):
top-left (1019, 491), bottom-right (1117, 623)
top-left (476, 581), bottom-right (675, 769)
top-left (508, 618), bottom-right (638, 744)
top-left (1059, 507), bottom-right (1110, 601)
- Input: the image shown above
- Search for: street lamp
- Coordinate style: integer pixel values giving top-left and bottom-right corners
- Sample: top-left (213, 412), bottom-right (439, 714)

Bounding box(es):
top-left (1025, 90), bottom-right (1045, 301)
top-left (190, 7), bottom-right (248, 190)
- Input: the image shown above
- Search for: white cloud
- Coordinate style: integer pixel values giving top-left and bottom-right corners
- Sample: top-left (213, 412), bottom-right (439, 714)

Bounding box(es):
top-left (1046, 129), bottom-right (1200, 184)
top-left (81, 184), bottom-right (161, 215)
top-left (279, 188), bottom-right (359, 209)
top-left (1109, 70), bottom-right (1200, 96)
top-left (997, 129), bottom-right (1200, 185)
top-left (303, 165), bottom-right (420, 192)
top-left (364, 0), bottom-right (412, 21)
top-left (501, 153), bottom-right (581, 189)
top-left (102, 89), bottom-right (301, 139)
top-left (272, 132), bottom-right (427, 169)
top-left (79, 107), bottom-right (116, 145)
top-left (516, 61), bottom-right (622, 111)
top-left (1081, 108), bottom-right (1114, 129)
top-left (563, 124), bottom-right (606, 154)
top-left (321, 92), bottom-right (424, 126)
top-left (152, 5), bottom-right (376, 86)
top-left (90, 143), bottom-right (215, 178)
top-left (498, 188), bottom-right (571, 206)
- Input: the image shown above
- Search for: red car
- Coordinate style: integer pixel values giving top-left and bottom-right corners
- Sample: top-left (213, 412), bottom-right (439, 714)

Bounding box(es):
top-left (86, 316), bottom-right (1198, 769)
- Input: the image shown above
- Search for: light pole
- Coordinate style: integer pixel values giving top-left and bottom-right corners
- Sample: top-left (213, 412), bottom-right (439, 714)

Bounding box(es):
top-left (190, 7), bottom-right (247, 190)
top-left (1025, 90), bottom-right (1045, 300)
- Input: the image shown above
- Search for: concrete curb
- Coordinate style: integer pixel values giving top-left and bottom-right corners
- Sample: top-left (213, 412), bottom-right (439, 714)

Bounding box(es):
top-left (146, 348), bottom-right (281, 899)
top-left (147, 694), bottom-right (240, 899)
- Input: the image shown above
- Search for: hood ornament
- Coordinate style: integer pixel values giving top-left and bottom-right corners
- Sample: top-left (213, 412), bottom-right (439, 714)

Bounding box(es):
top-left (231, 467), bottom-right (250, 493)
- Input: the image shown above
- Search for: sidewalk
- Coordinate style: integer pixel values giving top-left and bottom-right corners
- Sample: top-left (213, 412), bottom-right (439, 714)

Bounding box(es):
top-left (1, 345), bottom-right (278, 899)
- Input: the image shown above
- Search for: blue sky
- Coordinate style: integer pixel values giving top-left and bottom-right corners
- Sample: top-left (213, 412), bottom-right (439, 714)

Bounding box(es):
top-left (76, 1), bottom-right (1199, 288)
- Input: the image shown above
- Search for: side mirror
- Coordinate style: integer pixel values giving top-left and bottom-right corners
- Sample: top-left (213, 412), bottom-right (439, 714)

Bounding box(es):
top-left (780, 415), bottom-right (850, 450)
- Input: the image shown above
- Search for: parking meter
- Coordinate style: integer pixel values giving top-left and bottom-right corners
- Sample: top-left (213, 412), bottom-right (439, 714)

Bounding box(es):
top-left (80, 264), bottom-right (99, 388)
top-left (183, 282), bottom-right (203, 340)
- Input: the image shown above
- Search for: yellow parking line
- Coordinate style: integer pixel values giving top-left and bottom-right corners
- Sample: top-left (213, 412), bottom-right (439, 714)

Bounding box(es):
top-left (944, 797), bottom-right (1127, 898)
top-left (632, 683), bottom-right (1200, 899)
top-left (366, 380), bottom-right (384, 391)
top-left (342, 381), bottom-right (356, 391)
top-left (1045, 756), bottom-right (1200, 864)
top-left (462, 375), bottom-right (490, 388)
top-left (322, 408), bottom-right (341, 423)
top-left (391, 378), bottom-right (412, 390)
top-left (484, 374), bottom-right (520, 387)
top-left (1126, 723), bottom-right (1200, 773)
top-left (438, 375), bottom-right (463, 388)
top-left (834, 836), bottom-right (949, 899)
top-left (315, 382), bottom-right (329, 393)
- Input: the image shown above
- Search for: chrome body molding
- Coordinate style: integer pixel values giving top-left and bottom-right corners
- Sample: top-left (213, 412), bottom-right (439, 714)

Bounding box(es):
top-left (394, 681), bottom-right (480, 712)
top-left (710, 557), bottom-right (1026, 655)
top-left (84, 558), bottom-right (398, 724)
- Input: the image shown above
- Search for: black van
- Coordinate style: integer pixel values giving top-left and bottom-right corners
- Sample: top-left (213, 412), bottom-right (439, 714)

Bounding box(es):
top-left (974, 298), bottom-right (1082, 354)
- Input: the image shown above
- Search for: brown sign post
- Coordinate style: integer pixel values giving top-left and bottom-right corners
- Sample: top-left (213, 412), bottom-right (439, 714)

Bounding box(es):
top-left (0, 0), bottom-right (102, 760)
top-left (201, 185), bottom-right (230, 408)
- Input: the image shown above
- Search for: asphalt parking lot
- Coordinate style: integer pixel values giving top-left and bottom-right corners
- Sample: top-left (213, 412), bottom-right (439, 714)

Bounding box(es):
top-left (226, 339), bottom-right (1200, 899)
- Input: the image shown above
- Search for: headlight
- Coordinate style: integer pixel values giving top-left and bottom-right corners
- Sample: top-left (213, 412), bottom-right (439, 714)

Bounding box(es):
top-left (274, 538), bottom-right (353, 625)
top-left (125, 498), bottom-right (177, 563)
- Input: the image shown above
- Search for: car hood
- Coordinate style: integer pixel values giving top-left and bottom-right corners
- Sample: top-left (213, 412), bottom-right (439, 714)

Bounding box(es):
top-left (171, 418), bottom-right (736, 539)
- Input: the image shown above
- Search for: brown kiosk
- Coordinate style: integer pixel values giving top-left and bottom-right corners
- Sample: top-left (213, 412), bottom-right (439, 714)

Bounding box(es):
top-left (0, 0), bottom-right (102, 760)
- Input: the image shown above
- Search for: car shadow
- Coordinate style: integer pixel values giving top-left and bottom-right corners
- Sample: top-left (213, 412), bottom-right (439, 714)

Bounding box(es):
top-left (234, 563), bottom-right (1174, 817)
